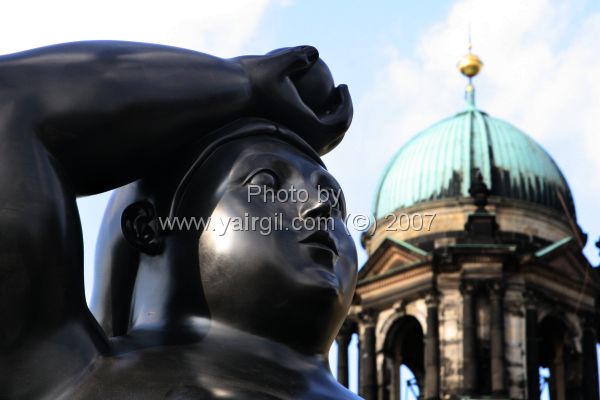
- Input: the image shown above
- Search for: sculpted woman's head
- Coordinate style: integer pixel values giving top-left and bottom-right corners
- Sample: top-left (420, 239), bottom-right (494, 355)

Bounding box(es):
top-left (94, 120), bottom-right (357, 354)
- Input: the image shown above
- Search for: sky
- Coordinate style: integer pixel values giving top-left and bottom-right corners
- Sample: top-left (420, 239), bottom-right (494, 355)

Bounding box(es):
top-left (3, 0), bottom-right (599, 397)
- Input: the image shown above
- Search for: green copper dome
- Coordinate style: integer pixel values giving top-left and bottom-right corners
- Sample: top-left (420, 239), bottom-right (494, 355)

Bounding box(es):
top-left (374, 92), bottom-right (575, 219)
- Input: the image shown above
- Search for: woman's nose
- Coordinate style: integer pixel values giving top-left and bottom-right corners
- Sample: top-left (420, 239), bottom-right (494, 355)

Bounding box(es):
top-left (300, 200), bottom-right (332, 220)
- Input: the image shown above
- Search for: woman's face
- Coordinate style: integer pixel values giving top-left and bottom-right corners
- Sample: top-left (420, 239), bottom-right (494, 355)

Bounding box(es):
top-left (174, 136), bottom-right (357, 353)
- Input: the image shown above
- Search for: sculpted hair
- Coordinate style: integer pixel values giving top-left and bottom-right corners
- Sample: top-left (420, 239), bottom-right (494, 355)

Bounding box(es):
top-left (168, 118), bottom-right (325, 219)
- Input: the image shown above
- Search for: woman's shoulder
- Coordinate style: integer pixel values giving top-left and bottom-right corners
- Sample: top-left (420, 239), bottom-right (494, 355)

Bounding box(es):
top-left (58, 342), bottom-right (362, 400)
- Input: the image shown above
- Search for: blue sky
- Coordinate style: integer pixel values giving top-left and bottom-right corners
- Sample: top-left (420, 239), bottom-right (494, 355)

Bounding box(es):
top-left (3, 0), bottom-right (599, 397)
top-left (68, 0), bottom-right (600, 289)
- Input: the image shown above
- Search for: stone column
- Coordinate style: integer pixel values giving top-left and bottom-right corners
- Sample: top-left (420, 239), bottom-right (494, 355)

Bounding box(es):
top-left (582, 316), bottom-right (600, 400)
top-left (357, 335), bottom-right (362, 397)
top-left (380, 355), bottom-right (397, 400)
top-left (525, 291), bottom-right (540, 400)
top-left (461, 281), bottom-right (478, 395)
top-left (359, 309), bottom-right (377, 400)
top-left (336, 320), bottom-right (353, 388)
top-left (489, 280), bottom-right (507, 396)
top-left (548, 341), bottom-right (566, 400)
top-left (424, 292), bottom-right (440, 400)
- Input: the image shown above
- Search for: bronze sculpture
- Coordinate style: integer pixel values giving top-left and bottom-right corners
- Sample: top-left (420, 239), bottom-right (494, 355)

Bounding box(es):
top-left (0, 41), bottom-right (357, 399)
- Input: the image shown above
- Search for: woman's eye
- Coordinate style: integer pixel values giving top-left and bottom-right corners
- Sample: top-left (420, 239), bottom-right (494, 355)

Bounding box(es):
top-left (247, 170), bottom-right (279, 189)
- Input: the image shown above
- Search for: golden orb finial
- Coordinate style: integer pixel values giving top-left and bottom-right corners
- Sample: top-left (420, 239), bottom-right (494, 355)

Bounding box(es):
top-left (458, 33), bottom-right (483, 78)
top-left (458, 50), bottom-right (483, 78)
top-left (459, 36), bottom-right (482, 108)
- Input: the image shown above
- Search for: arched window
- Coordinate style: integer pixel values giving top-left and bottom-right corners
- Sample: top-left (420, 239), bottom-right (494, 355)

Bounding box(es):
top-left (381, 315), bottom-right (424, 400)
top-left (538, 315), bottom-right (574, 400)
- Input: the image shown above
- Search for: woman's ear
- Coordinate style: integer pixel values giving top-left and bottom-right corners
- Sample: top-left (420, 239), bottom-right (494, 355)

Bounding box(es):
top-left (121, 201), bottom-right (163, 255)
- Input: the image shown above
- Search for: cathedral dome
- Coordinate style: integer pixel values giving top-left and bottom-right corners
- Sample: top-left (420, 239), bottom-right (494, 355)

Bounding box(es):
top-left (373, 94), bottom-right (575, 220)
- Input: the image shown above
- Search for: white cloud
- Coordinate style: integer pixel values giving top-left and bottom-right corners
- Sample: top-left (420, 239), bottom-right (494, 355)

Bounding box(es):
top-left (328, 0), bottom-right (600, 264)
top-left (0, 0), bottom-right (271, 57)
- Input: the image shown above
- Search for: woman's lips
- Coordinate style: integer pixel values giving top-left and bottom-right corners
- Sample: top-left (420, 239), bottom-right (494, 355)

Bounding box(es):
top-left (298, 230), bottom-right (339, 256)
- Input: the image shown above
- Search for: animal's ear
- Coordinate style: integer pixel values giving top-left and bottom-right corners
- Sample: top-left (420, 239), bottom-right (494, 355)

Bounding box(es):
top-left (121, 201), bottom-right (163, 255)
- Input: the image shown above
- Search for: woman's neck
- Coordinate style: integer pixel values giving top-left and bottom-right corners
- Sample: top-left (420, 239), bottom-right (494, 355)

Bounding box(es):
top-left (124, 316), bottom-right (330, 372)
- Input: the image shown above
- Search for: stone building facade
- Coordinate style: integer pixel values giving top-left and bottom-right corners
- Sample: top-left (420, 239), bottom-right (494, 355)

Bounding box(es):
top-left (335, 54), bottom-right (600, 400)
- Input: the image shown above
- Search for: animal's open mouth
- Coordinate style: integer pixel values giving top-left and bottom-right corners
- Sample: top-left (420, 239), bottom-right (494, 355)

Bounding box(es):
top-left (299, 230), bottom-right (339, 256)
